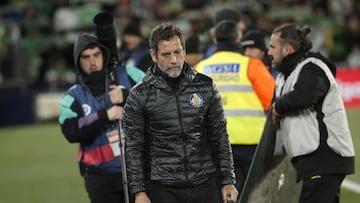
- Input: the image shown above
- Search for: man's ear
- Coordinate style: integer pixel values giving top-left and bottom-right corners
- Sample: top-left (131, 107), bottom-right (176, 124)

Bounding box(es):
top-left (283, 43), bottom-right (293, 55)
top-left (150, 49), bottom-right (157, 62)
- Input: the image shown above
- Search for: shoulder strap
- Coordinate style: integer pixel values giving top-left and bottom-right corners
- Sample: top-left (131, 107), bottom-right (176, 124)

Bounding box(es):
top-left (116, 65), bottom-right (132, 89)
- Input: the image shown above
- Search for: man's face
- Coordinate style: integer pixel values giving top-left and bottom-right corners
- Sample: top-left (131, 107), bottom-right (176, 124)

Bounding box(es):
top-left (123, 34), bottom-right (142, 50)
top-left (268, 32), bottom-right (287, 66)
top-left (150, 36), bottom-right (185, 78)
top-left (237, 20), bottom-right (247, 33)
top-left (244, 47), bottom-right (265, 60)
top-left (79, 47), bottom-right (103, 75)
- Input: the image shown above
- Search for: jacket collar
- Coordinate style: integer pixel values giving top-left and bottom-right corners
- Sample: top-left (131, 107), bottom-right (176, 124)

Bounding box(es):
top-left (215, 41), bottom-right (243, 53)
top-left (143, 62), bottom-right (196, 91)
top-left (277, 50), bottom-right (307, 77)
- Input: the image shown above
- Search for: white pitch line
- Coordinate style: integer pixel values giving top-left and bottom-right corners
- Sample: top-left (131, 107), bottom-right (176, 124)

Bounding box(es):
top-left (342, 179), bottom-right (360, 194)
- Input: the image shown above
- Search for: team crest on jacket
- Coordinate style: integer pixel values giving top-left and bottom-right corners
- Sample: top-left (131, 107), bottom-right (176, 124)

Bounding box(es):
top-left (189, 93), bottom-right (203, 108)
top-left (82, 104), bottom-right (91, 116)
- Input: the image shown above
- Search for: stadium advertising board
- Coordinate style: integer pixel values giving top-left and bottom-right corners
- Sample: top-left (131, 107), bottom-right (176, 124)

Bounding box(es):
top-left (336, 67), bottom-right (360, 108)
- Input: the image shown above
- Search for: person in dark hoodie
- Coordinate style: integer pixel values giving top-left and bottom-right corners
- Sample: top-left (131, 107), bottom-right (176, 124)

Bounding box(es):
top-left (268, 23), bottom-right (355, 203)
top-left (58, 32), bottom-right (144, 203)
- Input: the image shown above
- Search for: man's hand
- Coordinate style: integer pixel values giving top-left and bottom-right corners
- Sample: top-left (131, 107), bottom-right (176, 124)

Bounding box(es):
top-left (107, 106), bottom-right (123, 121)
top-left (222, 184), bottom-right (238, 203)
top-left (108, 85), bottom-right (124, 104)
top-left (135, 192), bottom-right (151, 203)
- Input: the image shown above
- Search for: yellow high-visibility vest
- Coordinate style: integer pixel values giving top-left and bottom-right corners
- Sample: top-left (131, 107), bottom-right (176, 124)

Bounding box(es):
top-left (196, 51), bottom-right (266, 144)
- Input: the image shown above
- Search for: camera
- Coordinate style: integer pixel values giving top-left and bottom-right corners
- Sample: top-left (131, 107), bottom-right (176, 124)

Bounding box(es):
top-left (93, 12), bottom-right (119, 64)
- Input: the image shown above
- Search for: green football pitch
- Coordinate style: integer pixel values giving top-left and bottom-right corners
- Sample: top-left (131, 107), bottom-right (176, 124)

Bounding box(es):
top-left (0, 109), bottom-right (359, 203)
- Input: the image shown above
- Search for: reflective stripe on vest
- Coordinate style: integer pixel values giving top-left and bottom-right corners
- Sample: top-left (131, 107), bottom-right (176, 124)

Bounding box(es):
top-left (196, 51), bottom-right (265, 144)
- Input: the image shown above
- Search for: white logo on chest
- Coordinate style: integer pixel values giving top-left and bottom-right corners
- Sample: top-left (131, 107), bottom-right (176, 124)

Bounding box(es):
top-left (82, 104), bottom-right (91, 116)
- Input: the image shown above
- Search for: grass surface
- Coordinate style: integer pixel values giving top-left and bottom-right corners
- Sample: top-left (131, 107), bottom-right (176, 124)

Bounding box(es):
top-left (340, 109), bottom-right (360, 202)
top-left (0, 123), bottom-right (88, 203)
top-left (0, 109), bottom-right (359, 202)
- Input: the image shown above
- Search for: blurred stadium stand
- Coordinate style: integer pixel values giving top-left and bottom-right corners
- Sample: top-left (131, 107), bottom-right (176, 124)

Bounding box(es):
top-left (0, 0), bottom-right (359, 126)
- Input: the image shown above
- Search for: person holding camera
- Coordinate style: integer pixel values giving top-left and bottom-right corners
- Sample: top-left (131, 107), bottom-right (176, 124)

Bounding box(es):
top-left (58, 30), bottom-right (144, 203)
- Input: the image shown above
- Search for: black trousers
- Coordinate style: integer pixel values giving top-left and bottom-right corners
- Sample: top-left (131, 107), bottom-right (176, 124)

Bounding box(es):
top-left (84, 166), bottom-right (134, 203)
top-left (147, 177), bottom-right (220, 203)
top-left (299, 174), bottom-right (345, 203)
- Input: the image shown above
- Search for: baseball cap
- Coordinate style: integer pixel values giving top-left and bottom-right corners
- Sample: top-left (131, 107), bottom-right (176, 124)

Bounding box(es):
top-left (240, 30), bottom-right (267, 52)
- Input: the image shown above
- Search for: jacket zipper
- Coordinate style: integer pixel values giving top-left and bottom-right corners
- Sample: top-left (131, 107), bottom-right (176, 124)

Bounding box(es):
top-left (175, 91), bottom-right (189, 184)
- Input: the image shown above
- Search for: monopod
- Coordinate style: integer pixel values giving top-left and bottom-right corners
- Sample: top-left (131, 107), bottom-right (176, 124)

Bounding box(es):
top-left (93, 11), bottom-right (130, 203)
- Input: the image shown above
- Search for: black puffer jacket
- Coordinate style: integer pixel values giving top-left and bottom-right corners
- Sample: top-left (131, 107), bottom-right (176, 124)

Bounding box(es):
top-left (124, 63), bottom-right (235, 195)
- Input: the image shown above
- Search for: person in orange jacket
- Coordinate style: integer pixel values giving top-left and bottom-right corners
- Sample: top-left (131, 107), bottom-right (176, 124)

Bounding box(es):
top-left (240, 29), bottom-right (278, 78)
top-left (195, 20), bottom-right (275, 193)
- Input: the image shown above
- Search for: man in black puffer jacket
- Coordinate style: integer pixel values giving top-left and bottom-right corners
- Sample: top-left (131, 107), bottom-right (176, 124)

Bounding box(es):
top-left (124, 22), bottom-right (238, 203)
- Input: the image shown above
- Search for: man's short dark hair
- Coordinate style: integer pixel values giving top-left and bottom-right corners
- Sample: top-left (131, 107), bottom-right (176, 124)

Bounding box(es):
top-left (84, 42), bottom-right (100, 50)
top-left (149, 22), bottom-right (184, 53)
top-left (215, 20), bottom-right (239, 42)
